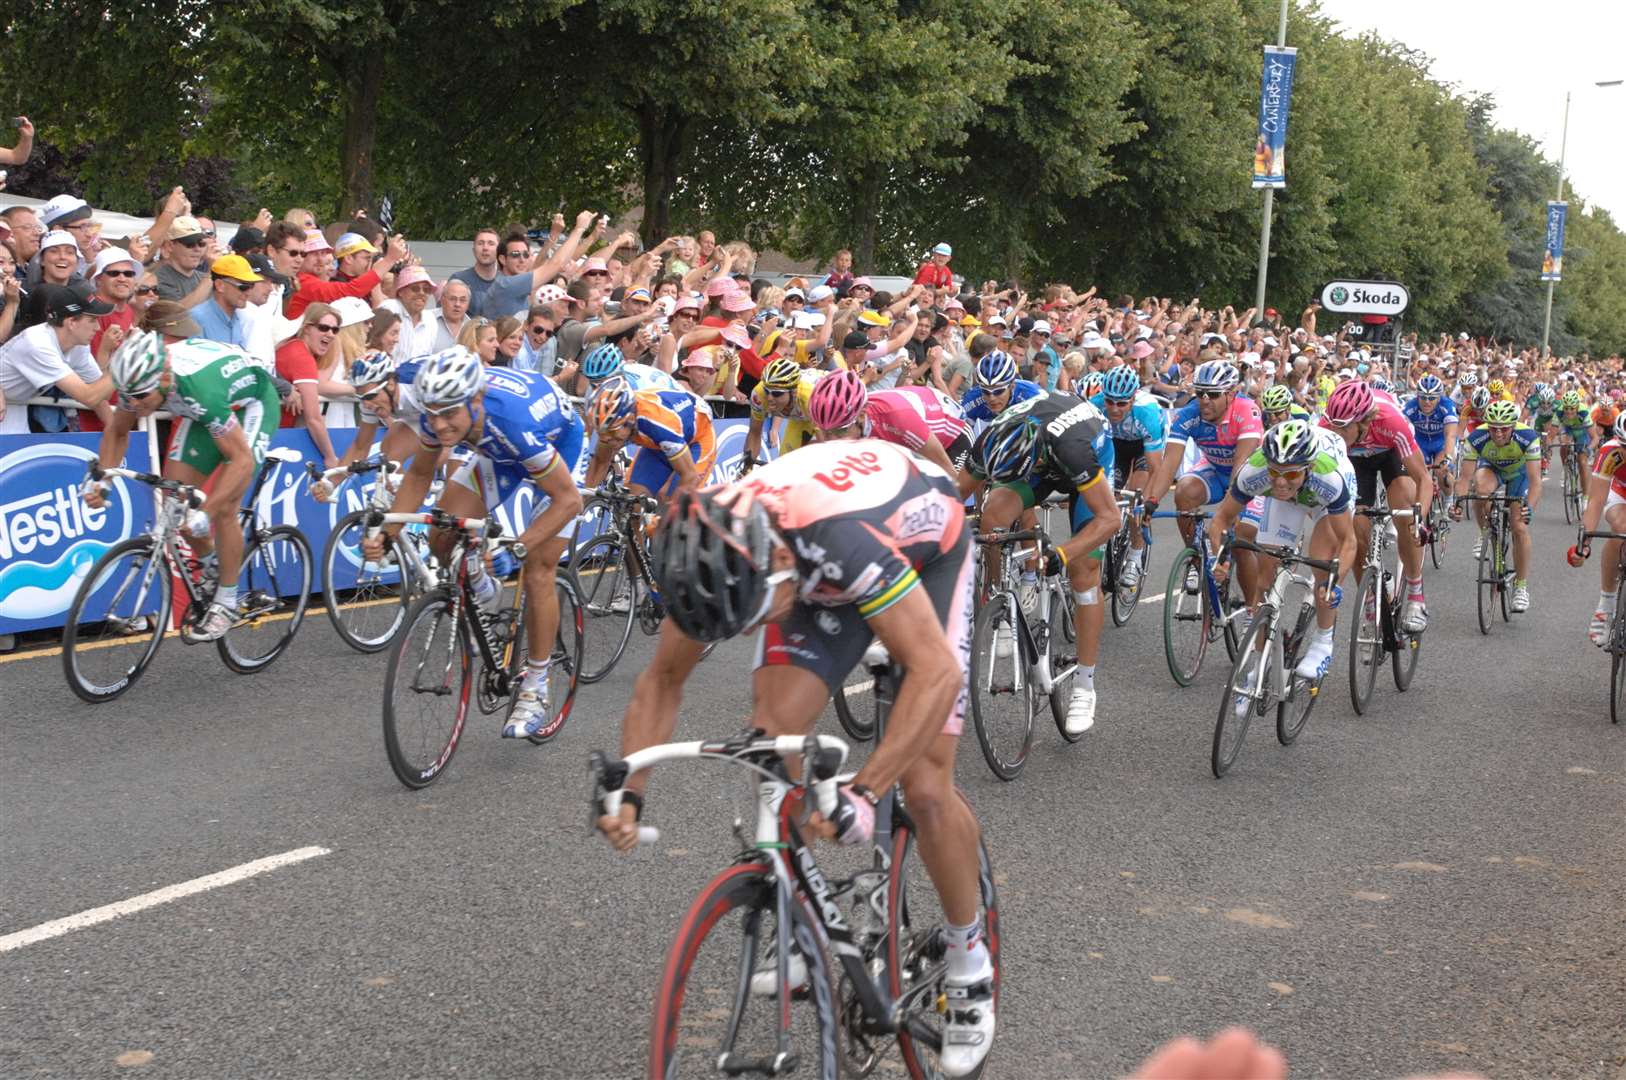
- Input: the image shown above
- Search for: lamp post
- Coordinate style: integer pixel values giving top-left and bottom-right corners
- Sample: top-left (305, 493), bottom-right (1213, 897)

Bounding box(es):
top-left (1251, 0), bottom-right (1292, 322)
top-left (1540, 80), bottom-right (1622, 357)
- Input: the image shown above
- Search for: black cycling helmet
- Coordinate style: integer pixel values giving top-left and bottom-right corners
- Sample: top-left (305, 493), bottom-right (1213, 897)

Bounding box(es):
top-left (651, 488), bottom-right (779, 642)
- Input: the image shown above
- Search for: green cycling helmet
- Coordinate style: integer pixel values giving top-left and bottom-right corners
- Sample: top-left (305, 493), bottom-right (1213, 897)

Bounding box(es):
top-left (1260, 385), bottom-right (1294, 414)
top-left (1484, 400), bottom-right (1519, 427)
top-left (1560, 390), bottom-right (1583, 411)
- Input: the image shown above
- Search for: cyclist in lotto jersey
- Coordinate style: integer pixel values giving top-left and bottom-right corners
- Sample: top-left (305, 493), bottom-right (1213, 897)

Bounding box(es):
top-left (364, 350), bottom-right (585, 738)
top-left (1451, 399), bottom-right (1541, 613)
top-left (1089, 365), bottom-right (1167, 587)
top-left (1402, 374), bottom-right (1460, 511)
top-left (583, 378), bottom-right (717, 496)
top-left (1570, 413), bottom-right (1626, 644)
top-left (744, 358), bottom-right (825, 465)
top-left (970, 393), bottom-right (1121, 734)
top-left (596, 440), bottom-right (997, 1076)
top-left (960, 350), bottom-right (1045, 424)
top-left (93, 330), bottom-right (283, 641)
top-left (806, 369), bottom-right (971, 479)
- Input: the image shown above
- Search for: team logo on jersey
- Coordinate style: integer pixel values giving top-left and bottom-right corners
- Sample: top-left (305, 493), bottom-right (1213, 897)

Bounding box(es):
top-left (815, 610), bottom-right (842, 635)
top-left (812, 449), bottom-right (885, 493)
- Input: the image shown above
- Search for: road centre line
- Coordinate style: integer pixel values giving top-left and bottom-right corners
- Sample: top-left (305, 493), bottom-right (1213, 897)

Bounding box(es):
top-left (0, 846), bottom-right (331, 954)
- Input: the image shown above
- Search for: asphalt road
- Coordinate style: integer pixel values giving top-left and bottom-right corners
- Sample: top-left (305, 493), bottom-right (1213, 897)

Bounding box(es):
top-left (2, 495), bottom-right (1623, 1080)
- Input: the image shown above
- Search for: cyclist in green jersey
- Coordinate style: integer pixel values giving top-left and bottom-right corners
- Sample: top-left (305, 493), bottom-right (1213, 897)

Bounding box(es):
top-left (1260, 384), bottom-right (1312, 427)
top-left (86, 315), bottom-right (281, 641)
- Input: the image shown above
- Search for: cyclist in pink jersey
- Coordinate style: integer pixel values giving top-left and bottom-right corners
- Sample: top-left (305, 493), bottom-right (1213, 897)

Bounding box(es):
top-left (808, 371), bottom-right (972, 480)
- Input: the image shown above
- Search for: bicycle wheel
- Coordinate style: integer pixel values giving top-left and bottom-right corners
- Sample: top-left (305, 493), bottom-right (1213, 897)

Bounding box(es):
top-left (1347, 568), bottom-right (1381, 715)
top-left (967, 594), bottom-right (1034, 781)
top-left (1475, 528), bottom-right (1494, 635)
top-left (1496, 523), bottom-right (1511, 622)
top-left (218, 525), bottom-right (313, 673)
top-left (1428, 508), bottom-right (1448, 569)
top-left (1277, 605), bottom-right (1320, 746)
top-left (649, 862), bottom-right (841, 1079)
top-left (383, 590), bottom-right (471, 789)
top-left (1162, 548), bottom-right (1210, 686)
top-left (833, 664), bottom-right (878, 742)
top-left (61, 536), bottom-right (174, 704)
top-left (1613, 648), bottom-right (1624, 725)
top-left (523, 576), bottom-right (584, 745)
top-left (1045, 589), bottom-right (1083, 742)
top-left (321, 509), bottom-right (414, 653)
top-left (1391, 590), bottom-right (1421, 692)
top-left (1213, 609), bottom-right (1273, 777)
top-left (888, 806), bottom-right (1001, 1080)
top-left (569, 532), bottom-right (636, 684)
top-left (1221, 569), bottom-right (1247, 662)
top-left (1110, 531), bottom-right (1146, 627)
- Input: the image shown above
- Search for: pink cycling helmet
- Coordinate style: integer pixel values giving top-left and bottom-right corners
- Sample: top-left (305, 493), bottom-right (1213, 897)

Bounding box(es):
top-left (808, 368), bottom-right (868, 431)
top-left (1325, 379), bottom-right (1374, 426)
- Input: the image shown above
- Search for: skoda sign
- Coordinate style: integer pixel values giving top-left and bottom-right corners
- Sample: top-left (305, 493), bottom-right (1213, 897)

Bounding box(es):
top-left (1320, 280), bottom-right (1409, 316)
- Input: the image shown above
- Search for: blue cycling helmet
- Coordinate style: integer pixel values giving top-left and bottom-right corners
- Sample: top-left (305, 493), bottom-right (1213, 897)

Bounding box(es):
top-left (1193, 360), bottom-right (1239, 392)
top-left (1415, 374), bottom-right (1444, 397)
top-left (975, 350), bottom-right (1018, 390)
top-left (349, 350), bottom-right (395, 390)
top-left (976, 415), bottom-right (1041, 483)
top-left (1370, 377), bottom-right (1392, 393)
top-left (1101, 366), bottom-right (1140, 401)
top-left (581, 343), bottom-right (625, 382)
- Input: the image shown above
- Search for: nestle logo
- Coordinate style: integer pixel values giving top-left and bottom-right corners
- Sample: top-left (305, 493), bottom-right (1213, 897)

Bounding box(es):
top-left (813, 450), bottom-right (884, 492)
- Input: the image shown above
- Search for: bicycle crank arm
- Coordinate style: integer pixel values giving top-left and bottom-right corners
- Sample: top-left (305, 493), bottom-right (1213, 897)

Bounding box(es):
top-left (718, 1049), bottom-right (798, 1076)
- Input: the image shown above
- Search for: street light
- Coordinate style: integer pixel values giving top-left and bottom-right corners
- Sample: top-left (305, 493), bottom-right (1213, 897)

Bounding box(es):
top-left (1540, 79), bottom-right (1623, 356)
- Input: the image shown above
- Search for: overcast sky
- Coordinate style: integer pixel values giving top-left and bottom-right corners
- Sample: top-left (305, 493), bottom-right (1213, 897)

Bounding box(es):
top-left (1318, 0), bottom-right (1626, 224)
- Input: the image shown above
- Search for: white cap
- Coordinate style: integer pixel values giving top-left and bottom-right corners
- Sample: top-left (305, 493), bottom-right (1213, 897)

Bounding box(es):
top-left (1262, 335), bottom-right (1279, 347)
top-left (329, 296), bottom-right (373, 328)
top-left (783, 287), bottom-right (805, 300)
top-left (1136, 326), bottom-right (1155, 341)
top-left (791, 311), bottom-right (825, 330)
top-left (91, 246), bottom-right (140, 278)
top-left (38, 230), bottom-right (79, 253)
top-left (1081, 331), bottom-right (1110, 351)
top-left (1030, 319), bottom-right (1052, 336)
top-left (987, 314), bottom-right (1008, 327)
top-left (38, 194), bottom-right (90, 226)
top-left (807, 285), bottom-right (835, 303)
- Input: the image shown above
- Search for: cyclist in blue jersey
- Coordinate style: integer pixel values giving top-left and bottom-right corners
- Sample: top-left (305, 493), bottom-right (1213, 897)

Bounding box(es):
top-left (959, 350), bottom-right (1044, 424)
top-left (1402, 374), bottom-right (1460, 512)
top-left (364, 348), bottom-right (586, 737)
top-left (1089, 365), bottom-right (1166, 587)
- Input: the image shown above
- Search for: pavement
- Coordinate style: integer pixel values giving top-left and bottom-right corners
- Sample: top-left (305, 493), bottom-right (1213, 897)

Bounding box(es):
top-left (2, 494), bottom-right (1623, 1080)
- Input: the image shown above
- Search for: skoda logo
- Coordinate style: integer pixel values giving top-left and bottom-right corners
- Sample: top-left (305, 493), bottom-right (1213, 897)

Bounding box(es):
top-left (1329, 286), bottom-right (1349, 306)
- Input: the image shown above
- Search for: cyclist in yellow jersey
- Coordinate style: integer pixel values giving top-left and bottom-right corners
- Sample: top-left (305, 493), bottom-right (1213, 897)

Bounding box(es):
top-left (744, 357), bottom-right (825, 467)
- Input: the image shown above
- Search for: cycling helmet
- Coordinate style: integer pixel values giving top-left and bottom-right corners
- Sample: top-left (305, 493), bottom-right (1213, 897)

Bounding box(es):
top-left (976, 414), bottom-right (1042, 483)
top-left (1533, 381), bottom-right (1551, 399)
top-left (581, 342), bottom-right (625, 383)
top-left (1370, 377), bottom-right (1393, 394)
top-left (109, 329), bottom-right (167, 396)
top-left (349, 350), bottom-right (395, 390)
top-left (1079, 371), bottom-right (1106, 399)
top-left (1487, 379), bottom-right (1507, 398)
top-left (1101, 366), bottom-right (1140, 401)
top-left (761, 357), bottom-right (803, 392)
top-left (413, 346), bottom-right (484, 408)
top-left (1613, 412), bottom-right (1626, 443)
top-left (1560, 390), bottom-right (1583, 411)
top-left (1260, 385), bottom-right (1295, 415)
top-left (1611, 388), bottom-right (1623, 403)
top-left (1459, 370), bottom-right (1479, 387)
top-left (1415, 374), bottom-right (1444, 397)
top-left (1470, 387), bottom-right (1491, 411)
top-left (975, 350), bottom-right (1018, 390)
top-left (589, 375), bottom-right (637, 433)
top-left (1484, 400), bottom-right (1519, 427)
top-left (1540, 386), bottom-right (1559, 407)
top-left (1324, 379), bottom-right (1375, 425)
top-left (1262, 419), bottom-right (1317, 468)
top-left (1193, 360), bottom-right (1240, 393)
top-left (651, 487), bottom-right (779, 642)
top-left (807, 368), bottom-right (867, 431)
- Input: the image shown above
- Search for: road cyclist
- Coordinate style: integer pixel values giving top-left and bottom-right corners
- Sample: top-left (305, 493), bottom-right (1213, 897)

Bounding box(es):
top-left (1451, 399), bottom-right (1541, 614)
top-left (1086, 364), bottom-right (1167, 589)
top-left (1568, 413), bottom-right (1626, 645)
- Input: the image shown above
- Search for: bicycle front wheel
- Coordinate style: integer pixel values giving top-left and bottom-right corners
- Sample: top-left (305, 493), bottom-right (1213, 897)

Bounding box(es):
top-left (1496, 524), bottom-right (1512, 623)
top-left (520, 576), bottom-right (584, 745)
top-left (383, 590), bottom-right (471, 789)
top-left (1428, 508), bottom-right (1448, 569)
top-left (833, 664), bottom-right (878, 742)
top-left (1045, 589), bottom-right (1083, 743)
top-left (888, 804), bottom-right (1001, 1080)
top-left (1213, 609), bottom-right (1273, 778)
top-left (62, 537), bottom-right (173, 704)
top-left (649, 862), bottom-right (841, 1080)
top-left (967, 594), bottom-right (1035, 780)
top-left (322, 509), bottom-right (414, 653)
top-left (569, 532), bottom-right (636, 684)
top-left (217, 525), bottom-right (313, 673)
top-left (1391, 596), bottom-right (1421, 692)
top-left (1348, 568), bottom-right (1381, 715)
top-left (1277, 605), bottom-right (1320, 746)
top-left (1110, 532), bottom-right (1146, 627)
top-left (1162, 548), bottom-right (1210, 686)
top-left (1475, 528), bottom-right (1494, 635)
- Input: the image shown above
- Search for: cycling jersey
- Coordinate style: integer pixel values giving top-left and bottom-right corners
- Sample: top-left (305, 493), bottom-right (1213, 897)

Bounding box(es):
top-left (141, 338), bottom-right (280, 472)
top-left (864, 385), bottom-right (968, 452)
top-left (960, 378), bottom-right (1044, 423)
top-left (621, 361), bottom-right (684, 394)
top-left (1462, 424), bottom-right (1541, 483)
top-left (1087, 390), bottom-right (1168, 451)
top-left (1590, 438), bottom-right (1626, 501)
top-left (968, 394), bottom-right (1115, 534)
top-left (1317, 396), bottom-right (1420, 459)
top-left (1166, 394), bottom-right (1262, 471)
top-left (1229, 428), bottom-right (1354, 514)
top-left (420, 366), bottom-right (585, 508)
top-left (750, 369), bottom-right (825, 451)
top-left (384, 358), bottom-right (428, 425)
top-left (623, 388), bottom-right (717, 494)
top-left (1401, 395), bottom-right (1458, 458)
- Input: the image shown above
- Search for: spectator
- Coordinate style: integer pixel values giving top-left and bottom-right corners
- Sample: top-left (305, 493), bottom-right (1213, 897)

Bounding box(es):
top-left (0, 241), bottom-right (18, 342)
top-left (284, 207), bottom-right (317, 229)
top-left (513, 303), bottom-right (557, 374)
top-left (378, 264), bottom-right (439, 363)
top-left (2, 206), bottom-right (44, 292)
top-left (230, 224), bottom-right (267, 256)
top-left (14, 231), bottom-right (80, 334)
top-left (285, 230), bottom-right (404, 319)
top-left (33, 195), bottom-right (97, 279)
top-left (365, 309), bottom-right (401, 359)
top-left (823, 249), bottom-right (855, 292)
top-left (458, 317), bottom-right (499, 364)
top-left (655, 293), bottom-right (702, 372)
top-left (130, 269), bottom-right (160, 321)
top-left (462, 214), bottom-right (597, 319)
top-left (299, 229), bottom-right (333, 280)
top-left (493, 316), bottom-right (524, 366)
top-left (154, 216), bottom-right (213, 306)
top-left (275, 302), bottom-right (345, 466)
top-left (188, 254), bottom-right (264, 351)
top-left (0, 282), bottom-right (115, 434)
top-left (913, 242), bottom-right (954, 291)
top-left (88, 247), bottom-right (141, 366)
top-left (431, 279), bottom-right (473, 350)
top-left (0, 115), bottom-right (34, 166)
top-left (449, 227), bottom-right (502, 313)
top-left (238, 254), bottom-right (281, 368)
top-left (1029, 319), bottom-right (1061, 391)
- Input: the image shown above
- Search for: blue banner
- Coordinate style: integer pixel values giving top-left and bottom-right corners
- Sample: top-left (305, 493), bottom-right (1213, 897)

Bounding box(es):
top-left (1541, 201), bottom-right (1568, 282)
top-left (0, 433), bottom-right (156, 634)
top-left (1252, 45), bottom-right (1298, 189)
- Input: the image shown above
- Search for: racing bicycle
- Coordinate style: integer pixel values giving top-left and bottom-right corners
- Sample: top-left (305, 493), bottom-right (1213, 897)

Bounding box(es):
top-left (1162, 509), bottom-right (1247, 686)
top-left (62, 449), bottom-right (314, 703)
top-left (1460, 492), bottom-right (1524, 636)
top-left (1554, 436), bottom-right (1585, 524)
top-left (1579, 528), bottom-right (1626, 724)
top-left (1103, 489), bottom-right (1151, 626)
top-left (1348, 503), bottom-right (1421, 714)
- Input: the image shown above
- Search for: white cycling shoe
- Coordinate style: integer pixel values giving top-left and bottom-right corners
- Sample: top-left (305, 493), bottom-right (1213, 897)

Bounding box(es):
top-left (940, 975), bottom-right (996, 1077)
top-left (749, 948), bottom-right (809, 997)
top-left (502, 683), bottom-right (551, 739)
top-left (1589, 609), bottom-right (1610, 646)
top-left (1294, 638), bottom-right (1334, 681)
top-left (1064, 685), bottom-right (1096, 735)
top-left (183, 602), bottom-right (234, 643)
top-left (1120, 553), bottom-right (1143, 589)
top-left (1510, 585), bottom-right (1530, 614)
top-left (1402, 598), bottom-right (1428, 633)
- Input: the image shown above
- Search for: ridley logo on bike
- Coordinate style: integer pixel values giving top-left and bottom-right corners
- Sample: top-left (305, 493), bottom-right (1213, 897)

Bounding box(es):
top-left (0, 439), bottom-right (149, 630)
top-left (796, 845), bottom-right (849, 932)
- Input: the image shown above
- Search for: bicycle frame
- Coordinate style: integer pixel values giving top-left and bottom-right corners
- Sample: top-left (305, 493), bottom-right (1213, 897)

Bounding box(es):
top-left (1229, 537), bottom-right (1336, 704)
top-left (1184, 511), bottom-right (1246, 639)
top-left (978, 527), bottom-right (1071, 695)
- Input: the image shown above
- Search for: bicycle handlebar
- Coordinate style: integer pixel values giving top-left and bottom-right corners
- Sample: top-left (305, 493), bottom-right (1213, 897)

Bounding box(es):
top-left (86, 463), bottom-right (204, 508)
top-left (1228, 536), bottom-right (1340, 575)
top-left (362, 508), bottom-right (509, 543)
top-left (305, 457), bottom-right (400, 484)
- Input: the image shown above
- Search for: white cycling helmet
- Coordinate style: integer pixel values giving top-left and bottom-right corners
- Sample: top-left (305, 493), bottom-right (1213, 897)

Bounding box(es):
top-left (413, 346), bottom-right (484, 408)
top-left (109, 329), bottom-right (168, 396)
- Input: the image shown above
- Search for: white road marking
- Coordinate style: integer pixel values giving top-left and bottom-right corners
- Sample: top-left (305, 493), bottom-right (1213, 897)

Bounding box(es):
top-left (843, 680), bottom-right (874, 696)
top-left (1139, 592), bottom-right (1166, 605)
top-left (0, 846), bottom-right (331, 953)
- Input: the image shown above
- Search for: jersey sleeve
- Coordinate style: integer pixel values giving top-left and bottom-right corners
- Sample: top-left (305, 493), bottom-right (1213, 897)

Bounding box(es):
top-left (748, 385), bottom-right (768, 421)
top-left (1166, 401), bottom-right (1198, 444)
top-left (1519, 429), bottom-right (1542, 461)
top-left (1592, 441), bottom-right (1626, 479)
top-left (1050, 426), bottom-right (1105, 490)
top-left (1231, 399), bottom-right (1264, 439)
top-left (1461, 431), bottom-right (1483, 462)
top-left (1137, 401), bottom-right (1168, 452)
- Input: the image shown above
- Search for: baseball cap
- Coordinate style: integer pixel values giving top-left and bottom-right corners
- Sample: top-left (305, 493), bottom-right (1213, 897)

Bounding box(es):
top-left (303, 228), bottom-right (332, 253)
top-left (244, 253), bottom-right (287, 289)
top-left (624, 287), bottom-right (652, 303)
top-left (168, 215), bottom-right (206, 241)
top-left (330, 296), bottom-right (374, 327)
top-left (858, 310), bottom-right (890, 328)
top-left (39, 230), bottom-right (79, 254)
top-left (783, 287), bottom-right (805, 300)
top-left (807, 285), bottom-right (835, 304)
top-left (142, 301), bottom-right (203, 338)
top-left (849, 277), bottom-right (874, 292)
top-left (230, 226), bottom-right (266, 254)
top-left (210, 254), bottom-right (265, 283)
top-left (334, 232), bottom-right (379, 258)
top-left (842, 331), bottom-right (870, 350)
top-left (931, 242), bottom-right (952, 257)
top-left (40, 194), bottom-right (92, 228)
top-left (533, 282), bottom-right (568, 306)
top-left (91, 247), bottom-right (140, 279)
top-left (1263, 307), bottom-right (1279, 318)
top-left (791, 311), bottom-right (825, 331)
top-left (44, 281), bottom-right (114, 319)
top-left (987, 314), bottom-right (1008, 328)
top-left (396, 264), bottom-right (439, 293)
top-left (959, 315), bottom-right (980, 329)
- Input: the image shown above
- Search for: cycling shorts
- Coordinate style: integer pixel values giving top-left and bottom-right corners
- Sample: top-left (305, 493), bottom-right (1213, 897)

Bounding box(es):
top-left (167, 385), bottom-right (278, 475)
top-left (1351, 449), bottom-right (1405, 507)
top-left (755, 531), bottom-right (974, 737)
top-left (1185, 461), bottom-right (1233, 505)
top-left (628, 416), bottom-right (718, 496)
top-left (996, 473), bottom-right (1108, 560)
top-left (449, 428), bottom-right (586, 536)
top-left (1111, 437), bottom-right (1149, 486)
top-left (1477, 462), bottom-right (1530, 501)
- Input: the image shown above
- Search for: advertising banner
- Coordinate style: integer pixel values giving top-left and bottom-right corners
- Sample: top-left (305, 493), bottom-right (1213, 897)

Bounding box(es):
top-left (1252, 45), bottom-right (1298, 189)
top-left (1541, 201), bottom-right (1568, 282)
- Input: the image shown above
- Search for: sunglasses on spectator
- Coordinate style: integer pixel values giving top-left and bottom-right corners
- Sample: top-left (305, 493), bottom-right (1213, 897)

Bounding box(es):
top-left (176, 236), bottom-right (208, 248)
top-left (528, 324), bottom-right (553, 337)
top-left (284, 247), bottom-right (306, 257)
top-left (312, 322), bottom-right (341, 333)
top-left (219, 279), bottom-right (254, 292)
top-left (135, 284), bottom-right (158, 296)
top-left (102, 269), bottom-right (138, 278)
top-left (504, 250), bottom-right (530, 260)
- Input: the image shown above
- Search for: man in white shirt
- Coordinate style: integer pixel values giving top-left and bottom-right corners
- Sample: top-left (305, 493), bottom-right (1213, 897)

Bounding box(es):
top-left (0, 282), bottom-right (115, 433)
top-left (430, 279), bottom-right (473, 351)
top-left (379, 264), bottom-right (440, 363)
